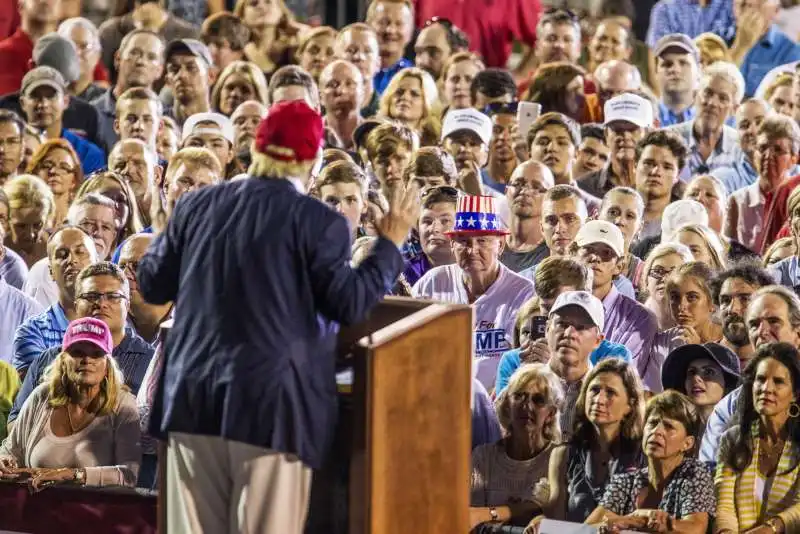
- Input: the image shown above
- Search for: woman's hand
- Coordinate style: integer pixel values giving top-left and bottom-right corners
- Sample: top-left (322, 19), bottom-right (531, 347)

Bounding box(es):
top-left (673, 325), bottom-right (701, 345)
top-left (630, 509), bottom-right (671, 532)
top-left (0, 456), bottom-right (18, 474)
top-left (520, 339), bottom-right (551, 364)
top-left (28, 468), bottom-right (75, 493)
top-left (457, 160), bottom-right (484, 196)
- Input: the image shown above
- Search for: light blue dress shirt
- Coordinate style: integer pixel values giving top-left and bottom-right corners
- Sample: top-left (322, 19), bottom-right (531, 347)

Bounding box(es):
top-left (768, 254), bottom-right (799, 288)
top-left (646, 0), bottom-right (736, 49)
top-left (11, 302), bottom-right (70, 373)
top-left (741, 25), bottom-right (800, 98)
top-left (668, 120), bottom-right (742, 182)
top-left (699, 387), bottom-right (741, 466)
top-left (0, 278), bottom-right (42, 364)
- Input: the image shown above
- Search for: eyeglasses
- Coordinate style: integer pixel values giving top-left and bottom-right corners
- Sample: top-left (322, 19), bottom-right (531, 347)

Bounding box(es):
top-left (76, 291), bottom-right (128, 304)
top-left (483, 101), bottom-right (519, 117)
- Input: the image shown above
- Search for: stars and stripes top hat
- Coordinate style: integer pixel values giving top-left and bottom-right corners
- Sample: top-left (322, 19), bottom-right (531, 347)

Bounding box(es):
top-left (446, 195), bottom-right (508, 236)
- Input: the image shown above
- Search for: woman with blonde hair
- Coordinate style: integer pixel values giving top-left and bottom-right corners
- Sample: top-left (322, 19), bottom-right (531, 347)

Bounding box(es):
top-left (2, 175), bottom-right (54, 267)
top-left (75, 171), bottom-right (144, 245)
top-left (534, 358), bottom-right (645, 527)
top-left (26, 139), bottom-right (83, 228)
top-left (639, 243), bottom-right (695, 329)
top-left (670, 223), bottom-right (727, 271)
top-left (379, 67), bottom-right (441, 146)
top-left (0, 318), bottom-right (140, 490)
top-left (764, 72), bottom-right (796, 117)
top-left (234, 0), bottom-right (306, 75)
top-left (694, 33), bottom-right (730, 69)
top-left (470, 363), bottom-right (564, 531)
top-left (440, 51), bottom-right (485, 111)
top-left (211, 61), bottom-right (269, 117)
top-left (296, 26), bottom-right (337, 83)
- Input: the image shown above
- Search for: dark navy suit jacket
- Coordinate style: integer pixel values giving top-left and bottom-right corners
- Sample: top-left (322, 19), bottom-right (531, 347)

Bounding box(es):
top-left (137, 178), bottom-right (403, 469)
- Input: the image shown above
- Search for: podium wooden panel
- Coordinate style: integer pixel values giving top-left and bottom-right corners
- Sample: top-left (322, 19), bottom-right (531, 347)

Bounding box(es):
top-left (346, 297), bottom-right (473, 534)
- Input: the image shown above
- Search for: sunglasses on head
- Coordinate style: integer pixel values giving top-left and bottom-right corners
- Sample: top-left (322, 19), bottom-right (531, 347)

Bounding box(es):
top-left (483, 101), bottom-right (519, 116)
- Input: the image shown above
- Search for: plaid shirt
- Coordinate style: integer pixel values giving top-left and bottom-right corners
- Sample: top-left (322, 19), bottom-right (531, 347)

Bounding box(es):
top-left (668, 120), bottom-right (742, 182)
top-left (11, 303), bottom-right (69, 373)
top-left (646, 0), bottom-right (736, 49)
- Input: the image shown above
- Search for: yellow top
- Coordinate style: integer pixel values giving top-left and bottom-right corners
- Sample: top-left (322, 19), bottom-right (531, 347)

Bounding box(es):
top-left (0, 361), bottom-right (20, 441)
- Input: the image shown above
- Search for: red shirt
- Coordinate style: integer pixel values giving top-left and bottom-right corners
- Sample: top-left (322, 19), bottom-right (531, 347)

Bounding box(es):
top-left (412, 0), bottom-right (541, 68)
top-left (0, 0), bottom-right (19, 41)
top-left (0, 28), bottom-right (33, 97)
top-left (761, 174), bottom-right (800, 253)
top-left (93, 62), bottom-right (109, 83)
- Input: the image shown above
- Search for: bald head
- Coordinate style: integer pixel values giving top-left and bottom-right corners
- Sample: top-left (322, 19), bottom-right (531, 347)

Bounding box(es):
top-left (319, 59), bottom-right (364, 116)
top-left (231, 100), bottom-right (266, 152)
top-left (594, 60), bottom-right (641, 98)
top-left (511, 160), bottom-right (556, 189)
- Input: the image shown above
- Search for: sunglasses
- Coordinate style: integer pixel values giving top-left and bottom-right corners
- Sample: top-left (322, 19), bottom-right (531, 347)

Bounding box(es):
top-left (483, 101), bottom-right (519, 116)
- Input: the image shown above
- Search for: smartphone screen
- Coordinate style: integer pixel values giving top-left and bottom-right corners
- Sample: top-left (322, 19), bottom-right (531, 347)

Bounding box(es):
top-left (528, 315), bottom-right (548, 341)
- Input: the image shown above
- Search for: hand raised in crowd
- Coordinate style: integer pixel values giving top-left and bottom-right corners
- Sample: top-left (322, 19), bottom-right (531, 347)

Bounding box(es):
top-left (520, 338), bottom-right (550, 364)
top-left (378, 182), bottom-right (421, 247)
top-left (510, 123), bottom-right (530, 163)
top-left (673, 324), bottom-right (702, 345)
top-left (458, 160), bottom-right (484, 196)
top-left (733, 8), bottom-right (771, 51)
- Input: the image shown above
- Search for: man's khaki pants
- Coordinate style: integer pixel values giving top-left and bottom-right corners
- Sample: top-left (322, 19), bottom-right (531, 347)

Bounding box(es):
top-left (166, 432), bottom-right (312, 534)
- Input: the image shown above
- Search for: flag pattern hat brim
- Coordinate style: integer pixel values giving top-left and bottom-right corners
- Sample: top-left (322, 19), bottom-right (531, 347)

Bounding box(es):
top-left (445, 195), bottom-right (509, 236)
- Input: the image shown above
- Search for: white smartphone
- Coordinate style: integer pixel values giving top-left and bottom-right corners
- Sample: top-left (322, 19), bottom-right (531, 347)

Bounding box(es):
top-left (517, 101), bottom-right (542, 138)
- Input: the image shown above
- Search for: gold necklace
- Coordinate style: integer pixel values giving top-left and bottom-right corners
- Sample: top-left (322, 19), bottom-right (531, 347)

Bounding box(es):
top-left (66, 406), bottom-right (95, 434)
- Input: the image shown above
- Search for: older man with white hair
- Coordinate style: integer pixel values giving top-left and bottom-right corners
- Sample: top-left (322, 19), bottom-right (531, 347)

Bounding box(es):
top-left (499, 160), bottom-right (555, 273)
top-left (668, 61), bottom-right (744, 180)
top-left (57, 17), bottom-right (105, 102)
top-left (593, 60), bottom-right (642, 110)
top-left (412, 195), bottom-right (534, 389)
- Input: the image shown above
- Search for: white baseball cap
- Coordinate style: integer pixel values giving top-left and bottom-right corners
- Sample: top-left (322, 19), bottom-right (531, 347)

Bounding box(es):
top-left (182, 112), bottom-right (235, 144)
top-left (574, 220), bottom-right (625, 258)
top-left (662, 199), bottom-right (709, 239)
top-left (549, 290), bottom-right (605, 331)
top-left (441, 108), bottom-right (492, 145)
top-left (604, 93), bottom-right (653, 129)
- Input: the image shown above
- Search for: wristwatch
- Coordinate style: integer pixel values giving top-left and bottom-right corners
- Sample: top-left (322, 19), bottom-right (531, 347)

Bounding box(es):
top-left (488, 507), bottom-right (499, 522)
top-left (766, 517), bottom-right (781, 533)
top-left (73, 468), bottom-right (86, 486)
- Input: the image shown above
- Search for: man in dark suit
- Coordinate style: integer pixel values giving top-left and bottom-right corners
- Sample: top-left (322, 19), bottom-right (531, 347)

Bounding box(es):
top-left (137, 100), bottom-right (417, 534)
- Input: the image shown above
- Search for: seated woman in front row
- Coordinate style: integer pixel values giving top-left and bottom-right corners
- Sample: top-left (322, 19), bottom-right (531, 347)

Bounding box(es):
top-left (0, 318), bottom-right (140, 490)
top-left (715, 343), bottom-right (800, 534)
top-left (585, 390), bottom-right (715, 534)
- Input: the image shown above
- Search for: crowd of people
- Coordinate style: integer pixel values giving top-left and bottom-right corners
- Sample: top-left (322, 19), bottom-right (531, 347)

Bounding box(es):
top-left (1, 0), bottom-right (800, 532)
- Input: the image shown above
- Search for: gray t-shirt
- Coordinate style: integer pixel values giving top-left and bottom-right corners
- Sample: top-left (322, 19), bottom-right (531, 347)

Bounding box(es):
top-left (499, 242), bottom-right (549, 273)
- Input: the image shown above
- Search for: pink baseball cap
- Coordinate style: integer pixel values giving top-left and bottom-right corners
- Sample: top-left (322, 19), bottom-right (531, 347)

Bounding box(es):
top-left (63, 317), bottom-right (113, 354)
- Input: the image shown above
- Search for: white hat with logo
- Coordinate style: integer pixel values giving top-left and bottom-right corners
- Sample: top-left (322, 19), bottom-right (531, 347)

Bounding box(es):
top-left (549, 290), bottom-right (605, 331)
top-left (574, 220), bottom-right (625, 258)
top-left (604, 93), bottom-right (653, 129)
top-left (441, 108), bottom-right (492, 145)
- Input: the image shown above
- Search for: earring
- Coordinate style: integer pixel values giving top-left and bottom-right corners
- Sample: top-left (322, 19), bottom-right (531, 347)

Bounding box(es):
top-left (790, 403), bottom-right (800, 418)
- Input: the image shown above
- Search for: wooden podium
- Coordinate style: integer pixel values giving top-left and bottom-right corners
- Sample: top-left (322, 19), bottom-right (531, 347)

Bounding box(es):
top-left (340, 297), bottom-right (473, 534)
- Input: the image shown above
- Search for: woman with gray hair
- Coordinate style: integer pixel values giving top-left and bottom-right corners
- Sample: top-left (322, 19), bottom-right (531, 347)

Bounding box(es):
top-left (469, 363), bottom-right (563, 531)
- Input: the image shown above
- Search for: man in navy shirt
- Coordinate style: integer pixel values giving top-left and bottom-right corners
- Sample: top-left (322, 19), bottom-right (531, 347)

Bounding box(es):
top-left (18, 66), bottom-right (105, 174)
top-left (138, 100), bottom-right (416, 533)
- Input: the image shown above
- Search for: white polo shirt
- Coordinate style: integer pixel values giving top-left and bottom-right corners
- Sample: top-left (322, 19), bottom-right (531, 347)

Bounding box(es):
top-left (412, 263), bottom-right (534, 390)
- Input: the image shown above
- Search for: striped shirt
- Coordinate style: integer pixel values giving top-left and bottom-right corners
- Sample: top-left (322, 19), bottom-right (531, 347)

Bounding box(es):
top-left (11, 303), bottom-right (69, 374)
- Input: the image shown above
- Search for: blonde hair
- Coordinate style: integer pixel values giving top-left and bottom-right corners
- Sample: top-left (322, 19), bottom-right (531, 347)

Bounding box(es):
top-left (296, 26), bottom-right (337, 58)
top-left (75, 171), bottom-right (144, 240)
top-left (44, 350), bottom-right (126, 416)
top-left (495, 363), bottom-right (564, 440)
top-left (694, 32), bottom-right (730, 67)
top-left (670, 223), bottom-right (726, 270)
top-left (380, 67), bottom-right (439, 119)
top-left (233, 0), bottom-right (295, 29)
top-left (763, 237), bottom-right (796, 267)
top-left (211, 60), bottom-right (269, 113)
top-left (764, 72), bottom-right (795, 102)
top-left (639, 242), bottom-right (694, 293)
top-left (441, 51), bottom-right (485, 84)
top-left (365, 0), bottom-right (414, 21)
top-left (3, 174), bottom-right (55, 222)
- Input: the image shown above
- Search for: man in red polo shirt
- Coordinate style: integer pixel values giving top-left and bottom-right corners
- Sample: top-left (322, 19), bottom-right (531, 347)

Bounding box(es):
top-left (412, 0), bottom-right (541, 72)
top-left (0, 0), bottom-right (62, 97)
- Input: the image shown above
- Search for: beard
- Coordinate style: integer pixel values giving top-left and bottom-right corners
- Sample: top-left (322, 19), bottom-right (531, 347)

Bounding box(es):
top-left (722, 315), bottom-right (749, 347)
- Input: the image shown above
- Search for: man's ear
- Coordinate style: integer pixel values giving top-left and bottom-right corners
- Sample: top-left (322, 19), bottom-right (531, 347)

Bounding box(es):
top-left (113, 118), bottom-right (120, 135)
top-left (153, 164), bottom-right (164, 189)
top-left (613, 256), bottom-right (624, 276)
